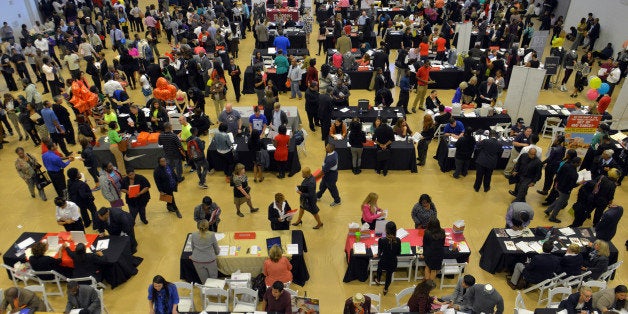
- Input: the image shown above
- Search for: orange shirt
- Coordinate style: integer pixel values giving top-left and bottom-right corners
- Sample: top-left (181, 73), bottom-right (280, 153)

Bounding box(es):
top-left (435, 37), bottom-right (446, 52)
top-left (416, 66), bottom-right (430, 86)
top-left (419, 42), bottom-right (429, 56)
top-left (263, 257), bottom-right (293, 286)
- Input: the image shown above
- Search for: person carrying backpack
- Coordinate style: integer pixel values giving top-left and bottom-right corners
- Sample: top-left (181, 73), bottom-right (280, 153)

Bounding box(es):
top-left (187, 127), bottom-right (211, 189)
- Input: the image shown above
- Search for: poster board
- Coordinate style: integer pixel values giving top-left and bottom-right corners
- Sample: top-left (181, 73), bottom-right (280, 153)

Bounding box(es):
top-left (544, 56), bottom-right (560, 76)
top-left (564, 114), bottom-right (602, 157)
top-left (529, 30), bottom-right (550, 59)
top-left (504, 66), bottom-right (546, 123)
top-left (293, 296), bottom-right (320, 313)
top-left (610, 78), bottom-right (628, 131)
top-left (454, 22), bottom-right (473, 53)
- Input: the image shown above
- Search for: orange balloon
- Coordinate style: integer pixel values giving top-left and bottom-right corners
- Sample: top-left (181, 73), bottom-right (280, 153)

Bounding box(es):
top-left (435, 0), bottom-right (445, 8)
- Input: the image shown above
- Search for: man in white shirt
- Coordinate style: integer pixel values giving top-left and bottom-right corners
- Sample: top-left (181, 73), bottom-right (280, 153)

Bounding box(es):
top-left (516, 133), bottom-right (542, 160)
top-left (63, 48), bottom-right (80, 79)
top-left (103, 78), bottom-right (124, 98)
top-left (606, 61), bottom-right (621, 96)
top-left (34, 34), bottom-right (49, 54)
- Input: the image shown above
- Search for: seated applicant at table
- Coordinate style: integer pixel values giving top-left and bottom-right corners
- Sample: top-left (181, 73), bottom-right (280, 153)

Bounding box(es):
top-left (28, 241), bottom-right (72, 279)
top-left (505, 202), bottom-right (534, 230)
top-left (510, 241), bottom-right (560, 288)
top-left (393, 118), bottom-right (412, 138)
top-left (344, 292), bottom-right (372, 314)
top-left (263, 281), bottom-right (293, 314)
top-left (558, 287), bottom-right (594, 314)
top-left (443, 118), bottom-right (465, 139)
top-left (411, 194), bottom-right (437, 229)
top-left (361, 192), bottom-right (383, 230)
top-left (65, 281), bottom-right (101, 314)
top-left (592, 285), bottom-right (628, 313)
top-left (329, 118), bottom-right (347, 139)
top-left (560, 244), bottom-right (584, 277)
top-left (0, 287), bottom-right (47, 313)
top-left (425, 90), bottom-right (442, 111)
top-left (65, 242), bottom-right (106, 282)
top-left (462, 283), bottom-right (504, 314)
top-left (581, 239), bottom-right (610, 280)
top-left (268, 192), bottom-right (292, 230)
top-left (442, 274), bottom-right (476, 308)
top-left (263, 244), bottom-right (293, 287)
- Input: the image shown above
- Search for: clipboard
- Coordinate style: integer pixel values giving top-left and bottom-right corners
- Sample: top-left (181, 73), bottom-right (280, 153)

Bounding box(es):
top-left (128, 184), bottom-right (140, 198)
top-left (159, 194), bottom-right (173, 203)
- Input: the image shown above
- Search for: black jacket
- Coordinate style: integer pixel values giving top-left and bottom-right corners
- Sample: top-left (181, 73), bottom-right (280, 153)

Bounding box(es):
top-left (475, 138), bottom-right (503, 169)
top-left (80, 146), bottom-right (99, 170)
top-left (514, 154), bottom-right (543, 182)
top-left (304, 88), bottom-right (319, 113)
top-left (592, 175), bottom-right (616, 205)
top-left (582, 246), bottom-right (610, 279)
top-left (523, 253), bottom-right (560, 284)
top-left (560, 254), bottom-right (584, 277)
top-left (375, 88), bottom-right (393, 107)
top-left (318, 93), bottom-right (334, 120)
top-left (129, 111), bottom-right (150, 133)
top-left (595, 205), bottom-right (623, 242)
top-left (268, 201), bottom-right (292, 231)
top-left (96, 207), bottom-right (135, 237)
top-left (121, 174), bottom-right (151, 207)
top-left (477, 81), bottom-right (498, 104)
top-left (558, 292), bottom-right (593, 314)
top-left (65, 247), bottom-right (106, 281)
top-left (67, 178), bottom-right (96, 210)
top-left (455, 135), bottom-right (476, 159)
top-left (555, 162), bottom-right (579, 194)
top-left (153, 165), bottom-right (178, 194)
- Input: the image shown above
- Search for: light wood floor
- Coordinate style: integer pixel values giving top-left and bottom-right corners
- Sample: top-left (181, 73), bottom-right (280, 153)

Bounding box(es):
top-left (0, 3), bottom-right (625, 313)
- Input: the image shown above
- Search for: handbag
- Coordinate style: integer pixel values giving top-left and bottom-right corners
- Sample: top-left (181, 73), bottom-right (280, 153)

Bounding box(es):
top-left (34, 169), bottom-right (52, 190)
top-left (117, 139), bottom-right (129, 152)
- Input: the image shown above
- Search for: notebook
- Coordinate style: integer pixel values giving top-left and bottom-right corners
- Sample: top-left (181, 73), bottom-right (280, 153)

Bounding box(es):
top-left (266, 237), bottom-right (282, 250)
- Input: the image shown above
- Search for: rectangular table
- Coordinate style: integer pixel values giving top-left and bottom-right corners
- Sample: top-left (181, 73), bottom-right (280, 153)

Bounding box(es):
top-left (435, 136), bottom-right (513, 172)
top-left (4, 232), bottom-right (142, 288)
top-left (179, 230), bottom-right (309, 286)
top-left (92, 136), bottom-right (164, 170)
top-left (343, 228), bottom-right (471, 282)
top-left (456, 113), bottom-right (512, 131)
top-left (269, 30), bottom-right (307, 49)
top-left (478, 227), bottom-right (619, 274)
top-left (266, 8), bottom-right (300, 22)
top-left (233, 106), bottom-right (301, 132)
top-left (530, 105), bottom-right (576, 134)
top-left (252, 48), bottom-right (310, 60)
top-left (331, 106), bottom-right (405, 124)
top-left (329, 139), bottom-right (418, 172)
top-left (242, 66), bottom-right (308, 94)
top-left (346, 69), bottom-right (375, 90)
top-left (208, 137), bottom-right (301, 176)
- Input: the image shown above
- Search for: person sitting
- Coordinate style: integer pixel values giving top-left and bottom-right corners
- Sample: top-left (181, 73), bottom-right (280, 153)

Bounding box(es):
top-left (407, 280), bottom-right (440, 313)
top-left (425, 90), bottom-right (442, 111)
top-left (343, 293), bottom-right (372, 314)
top-left (392, 118), bottom-right (412, 138)
top-left (592, 285), bottom-right (628, 313)
top-left (329, 118), bottom-right (347, 139)
top-left (434, 105), bottom-right (452, 125)
top-left (560, 243), bottom-right (584, 277)
top-left (64, 281), bottom-right (101, 314)
top-left (509, 241), bottom-right (560, 288)
top-left (361, 192), bottom-right (383, 230)
top-left (443, 118), bottom-right (465, 139)
top-left (263, 280), bottom-right (293, 314)
top-left (442, 275), bottom-right (476, 307)
top-left (268, 192), bottom-right (292, 230)
top-left (64, 242), bottom-right (105, 282)
top-left (505, 202), bottom-right (534, 230)
top-left (0, 287), bottom-right (47, 312)
top-left (592, 43), bottom-right (614, 60)
top-left (582, 240), bottom-right (610, 280)
top-left (510, 118), bottom-right (526, 136)
top-left (263, 244), bottom-right (293, 287)
top-left (463, 284), bottom-right (504, 314)
top-left (452, 82), bottom-right (466, 104)
top-left (411, 194), bottom-right (437, 229)
top-left (558, 287), bottom-right (594, 314)
top-left (28, 241), bottom-right (72, 279)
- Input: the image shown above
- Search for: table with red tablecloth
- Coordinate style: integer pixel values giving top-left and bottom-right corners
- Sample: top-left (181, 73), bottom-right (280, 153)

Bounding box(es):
top-left (343, 228), bottom-right (471, 282)
top-left (3, 232), bottom-right (142, 288)
top-left (266, 8), bottom-right (300, 22)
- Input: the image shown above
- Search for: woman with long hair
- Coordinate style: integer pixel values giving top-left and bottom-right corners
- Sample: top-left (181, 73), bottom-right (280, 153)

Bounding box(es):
top-left (407, 280), bottom-right (438, 312)
top-left (268, 193), bottom-right (292, 230)
top-left (263, 244), bottom-right (293, 287)
top-left (148, 275), bottom-right (180, 314)
top-left (582, 240), bottom-right (610, 280)
top-left (232, 163), bottom-right (259, 217)
top-left (361, 192), bottom-right (383, 230)
top-left (190, 219), bottom-right (220, 283)
top-left (422, 218), bottom-right (445, 280)
top-left (293, 167), bottom-right (323, 229)
top-left (411, 194), bottom-right (437, 229)
top-left (417, 114), bottom-right (436, 166)
top-left (376, 221), bottom-right (401, 295)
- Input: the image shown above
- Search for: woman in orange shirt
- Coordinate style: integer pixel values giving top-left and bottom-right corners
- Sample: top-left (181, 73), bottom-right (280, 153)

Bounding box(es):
top-left (419, 36), bottom-right (430, 62)
top-left (263, 244), bottom-right (293, 287)
top-left (273, 125), bottom-right (290, 179)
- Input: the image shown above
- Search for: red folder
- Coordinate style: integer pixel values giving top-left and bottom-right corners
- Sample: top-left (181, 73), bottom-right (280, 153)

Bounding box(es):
top-left (128, 184), bottom-right (140, 198)
top-left (234, 232), bottom-right (256, 240)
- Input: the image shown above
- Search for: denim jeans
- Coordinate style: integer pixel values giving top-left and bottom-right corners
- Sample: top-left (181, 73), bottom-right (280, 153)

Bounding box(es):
top-left (290, 80), bottom-right (302, 98)
top-left (193, 158), bottom-right (209, 185)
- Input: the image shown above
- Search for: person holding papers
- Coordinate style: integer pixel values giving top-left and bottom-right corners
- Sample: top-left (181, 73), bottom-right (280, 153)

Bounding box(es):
top-left (293, 167), bottom-right (323, 229)
top-left (64, 281), bottom-right (101, 314)
top-left (263, 244), bottom-right (293, 287)
top-left (443, 118), bottom-right (465, 139)
top-left (509, 241), bottom-right (560, 288)
top-left (558, 287), bottom-right (594, 314)
top-left (120, 167), bottom-right (151, 225)
top-left (190, 219), bottom-right (220, 283)
top-left (193, 196), bottom-right (222, 232)
top-left (544, 157), bottom-right (581, 223)
top-left (422, 218), bottom-right (445, 281)
top-left (361, 192), bottom-right (384, 230)
top-left (592, 285), bottom-right (628, 313)
top-left (268, 192), bottom-right (293, 230)
top-left (55, 197), bottom-right (85, 232)
top-left (407, 279), bottom-right (440, 313)
top-left (329, 118), bottom-right (347, 140)
top-left (66, 168), bottom-right (98, 229)
top-left (375, 221), bottom-right (401, 295)
top-left (153, 157), bottom-right (182, 219)
top-left (442, 274), bottom-right (476, 307)
top-left (0, 287), bottom-right (47, 313)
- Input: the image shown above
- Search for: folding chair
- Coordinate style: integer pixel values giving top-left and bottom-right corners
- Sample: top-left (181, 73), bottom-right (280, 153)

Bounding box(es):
top-left (368, 258), bottom-right (379, 286)
top-left (67, 276), bottom-right (107, 290)
top-left (232, 287), bottom-right (258, 312)
top-left (439, 261), bottom-right (467, 289)
top-left (198, 286), bottom-right (229, 312)
top-left (395, 286), bottom-right (416, 307)
top-left (1, 263), bottom-right (33, 287)
top-left (392, 256), bottom-right (415, 282)
top-left (173, 281), bottom-right (195, 312)
top-left (560, 271), bottom-right (591, 290)
top-left (515, 290), bottom-right (526, 311)
top-left (96, 287), bottom-right (109, 314)
top-left (581, 280), bottom-right (607, 291)
top-left (541, 117), bottom-right (562, 138)
top-left (364, 293), bottom-right (381, 313)
top-left (490, 122), bottom-right (511, 138)
top-left (387, 305), bottom-right (410, 312)
top-left (435, 124), bottom-right (446, 143)
top-left (599, 261), bottom-right (623, 282)
top-left (31, 270), bottom-right (67, 297)
top-left (24, 278), bottom-right (54, 312)
top-left (414, 259), bottom-right (426, 281)
top-left (522, 279), bottom-right (553, 305)
top-left (546, 286), bottom-right (572, 308)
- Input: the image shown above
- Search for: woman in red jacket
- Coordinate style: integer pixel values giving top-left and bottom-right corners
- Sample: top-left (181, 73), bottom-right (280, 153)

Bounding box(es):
top-left (273, 125), bottom-right (290, 179)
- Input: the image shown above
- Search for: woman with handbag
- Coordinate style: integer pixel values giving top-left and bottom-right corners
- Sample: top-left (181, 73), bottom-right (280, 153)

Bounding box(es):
top-left (14, 147), bottom-right (48, 201)
top-left (98, 161), bottom-right (125, 208)
top-left (26, 103), bottom-right (49, 142)
top-left (232, 163), bottom-right (260, 217)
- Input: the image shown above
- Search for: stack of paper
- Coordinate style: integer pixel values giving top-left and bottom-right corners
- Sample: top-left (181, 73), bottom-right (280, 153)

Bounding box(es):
top-left (287, 244), bottom-right (299, 255)
top-left (559, 227), bottom-right (576, 236)
top-left (528, 241), bottom-right (543, 253)
top-left (504, 241), bottom-right (517, 251)
top-left (464, 112), bottom-right (477, 117)
top-left (547, 110), bottom-right (558, 115)
top-left (353, 242), bottom-right (367, 254)
top-left (570, 238), bottom-right (582, 246)
top-left (229, 246), bottom-right (237, 256)
top-left (218, 245), bottom-right (229, 256)
top-left (520, 228), bottom-right (534, 237)
top-left (250, 246), bottom-right (259, 255)
top-left (96, 239), bottom-right (109, 251)
top-left (515, 242), bottom-right (534, 253)
top-left (17, 237), bottom-right (35, 250)
top-left (396, 228), bottom-right (409, 239)
top-left (457, 241), bottom-right (470, 253)
top-left (266, 144), bottom-right (276, 151)
top-left (339, 107), bottom-right (350, 113)
top-left (505, 229), bottom-right (523, 238)
top-left (561, 109), bottom-right (571, 115)
top-left (204, 278), bottom-right (226, 289)
top-left (551, 105), bottom-right (562, 110)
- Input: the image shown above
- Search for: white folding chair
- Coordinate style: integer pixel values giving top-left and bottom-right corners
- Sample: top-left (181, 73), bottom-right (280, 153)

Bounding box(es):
top-left (599, 261), bottom-right (623, 282)
top-left (368, 258), bottom-right (379, 286)
top-left (414, 259), bottom-right (426, 281)
top-left (515, 290), bottom-right (526, 311)
top-left (31, 270), bottom-right (67, 297)
top-left (395, 286), bottom-right (416, 307)
top-left (581, 280), bottom-right (607, 291)
top-left (439, 261), bottom-right (467, 289)
top-left (364, 293), bottom-right (381, 313)
top-left (387, 305), bottom-right (410, 312)
top-left (232, 287), bottom-right (258, 312)
top-left (96, 287), bottom-right (109, 314)
top-left (551, 127), bottom-right (565, 142)
top-left (199, 286), bottom-right (229, 312)
top-left (435, 124), bottom-right (446, 143)
top-left (67, 276), bottom-right (106, 290)
top-left (541, 117), bottom-right (562, 138)
top-left (24, 278), bottom-right (54, 312)
top-left (392, 256), bottom-right (415, 282)
top-left (173, 281), bottom-right (195, 312)
top-left (490, 122), bottom-right (511, 138)
top-left (546, 286), bottom-right (572, 308)
top-left (522, 278), bottom-right (552, 305)
top-left (560, 271), bottom-right (591, 290)
top-left (1, 263), bottom-right (33, 287)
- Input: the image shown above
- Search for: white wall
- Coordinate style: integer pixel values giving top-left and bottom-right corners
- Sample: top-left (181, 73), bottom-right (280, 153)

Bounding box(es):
top-left (564, 0), bottom-right (628, 52)
top-left (0, 0), bottom-right (41, 40)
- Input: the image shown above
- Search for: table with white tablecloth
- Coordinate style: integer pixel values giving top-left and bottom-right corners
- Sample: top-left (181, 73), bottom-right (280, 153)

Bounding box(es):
top-left (233, 106), bottom-right (301, 131)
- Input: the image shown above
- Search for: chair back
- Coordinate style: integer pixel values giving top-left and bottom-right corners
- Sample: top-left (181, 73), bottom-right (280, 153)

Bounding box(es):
top-left (364, 293), bottom-right (381, 313)
top-left (515, 290), bottom-right (526, 310)
top-left (560, 271), bottom-right (591, 290)
top-left (388, 305), bottom-right (410, 312)
top-left (232, 287), bottom-right (258, 310)
top-left (395, 286), bottom-right (416, 307)
top-left (173, 281), bottom-right (195, 312)
top-left (199, 286), bottom-right (229, 312)
top-left (1, 263), bottom-right (33, 286)
top-left (581, 280), bottom-right (607, 291)
top-left (547, 286), bottom-right (572, 308)
top-left (24, 278), bottom-right (54, 312)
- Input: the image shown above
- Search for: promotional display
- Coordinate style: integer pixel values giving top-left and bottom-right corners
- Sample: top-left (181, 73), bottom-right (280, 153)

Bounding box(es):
top-left (564, 114), bottom-right (603, 156)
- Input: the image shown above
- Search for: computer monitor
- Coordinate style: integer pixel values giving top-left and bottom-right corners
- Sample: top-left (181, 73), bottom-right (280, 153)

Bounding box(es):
top-left (266, 237), bottom-right (282, 250)
top-left (358, 99), bottom-right (369, 111)
top-left (374, 220), bottom-right (389, 236)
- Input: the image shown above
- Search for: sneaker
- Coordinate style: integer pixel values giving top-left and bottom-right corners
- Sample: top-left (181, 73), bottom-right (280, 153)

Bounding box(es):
top-left (330, 201), bottom-right (341, 207)
top-left (189, 169), bottom-right (196, 173)
top-left (91, 186), bottom-right (101, 191)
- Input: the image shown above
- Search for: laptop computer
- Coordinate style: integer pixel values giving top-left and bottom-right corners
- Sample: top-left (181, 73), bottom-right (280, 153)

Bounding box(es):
top-left (374, 220), bottom-right (389, 236)
top-left (266, 237), bottom-right (282, 250)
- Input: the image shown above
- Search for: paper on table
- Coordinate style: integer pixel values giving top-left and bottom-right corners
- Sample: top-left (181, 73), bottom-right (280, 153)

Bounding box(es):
top-left (17, 237), bottom-right (35, 250)
top-left (287, 244), bottom-right (299, 255)
top-left (339, 107), bottom-right (350, 113)
top-left (504, 241), bottom-right (517, 251)
top-left (371, 245), bottom-right (379, 256)
top-left (515, 241), bottom-right (534, 253)
top-left (547, 110), bottom-right (558, 115)
top-left (268, 47), bottom-right (276, 54)
top-left (551, 105), bottom-right (562, 110)
top-left (501, 148), bottom-right (511, 159)
top-left (353, 242), bottom-right (367, 254)
top-left (570, 238), bottom-right (582, 246)
top-left (250, 246), bottom-right (259, 255)
top-left (96, 239), bottom-right (109, 251)
top-left (457, 241), bottom-right (470, 253)
top-left (396, 228), bottom-right (409, 239)
top-left (464, 112), bottom-right (477, 117)
top-left (528, 241), bottom-right (543, 253)
top-left (561, 109), bottom-right (571, 115)
top-left (266, 144), bottom-right (276, 150)
top-left (505, 229), bottom-right (523, 238)
top-left (215, 233), bottom-right (225, 241)
top-left (559, 227), bottom-right (576, 236)
top-left (218, 245), bottom-right (229, 256)
top-left (229, 246), bottom-right (237, 256)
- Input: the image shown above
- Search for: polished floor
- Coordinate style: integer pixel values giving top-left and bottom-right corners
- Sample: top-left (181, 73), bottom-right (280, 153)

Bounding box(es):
top-left (0, 3), bottom-right (625, 313)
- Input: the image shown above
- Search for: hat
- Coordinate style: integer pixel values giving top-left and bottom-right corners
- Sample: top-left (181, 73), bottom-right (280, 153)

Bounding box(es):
top-left (352, 293), bottom-right (365, 303)
top-left (517, 118), bottom-right (524, 123)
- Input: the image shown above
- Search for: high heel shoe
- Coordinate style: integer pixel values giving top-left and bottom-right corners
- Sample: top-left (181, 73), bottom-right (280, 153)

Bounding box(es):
top-left (313, 223), bottom-right (324, 229)
top-left (383, 289), bottom-right (388, 296)
top-left (291, 221), bottom-right (303, 226)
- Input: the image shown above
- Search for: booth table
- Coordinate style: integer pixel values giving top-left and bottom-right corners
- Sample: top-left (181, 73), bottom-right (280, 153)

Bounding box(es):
top-left (329, 139), bottom-right (418, 172)
top-left (456, 113), bottom-right (512, 131)
top-left (331, 106), bottom-right (405, 124)
top-left (179, 230), bottom-right (309, 286)
top-left (269, 30), bottom-right (307, 49)
top-left (266, 8), bottom-right (300, 22)
top-left (435, 136), bottom-right (513, 172)
top-left (529, 105), bottom-right (577, 134)
top-left (92, 136), bottom-right (164, 170)
top-left (386, 31), bottom-right (403, 49)
top-left (478, 227), bottom-right (618, 274)
top-left (346, 69), bottom-right (375, 90)
top-left (343, 228), bottom-right (471, 282)
top-left (232, 106), bottom-right (301, 132)
top-left (208, 137), bottom-right (302, 176)
top-left (252, 48), bottom-right (310, 59)
top-left (242, 66), bottom-right (307, 94)
top-left (3, 232), bottom-right (142, 289)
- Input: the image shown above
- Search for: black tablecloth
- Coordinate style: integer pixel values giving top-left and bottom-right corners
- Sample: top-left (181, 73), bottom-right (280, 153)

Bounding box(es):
top-left (346, 70), bottom-right (374, 90)
top-left (342, 243), bottom-right (470, 283)
top-left (330, 139), bottom-right (417, 172)
top-left (179, 230), bottom-right (309, 286)
top-left (435, 137), bottom-right (512, 172)
top-left (243, 66), bottom-right (307, 94)
top-left (331, 106), bottom-right (405, 123)
top-left (268, 31), bottom-right (307, 49)
top-left (376, 8), bottom-right (410, 17)
top-left (93, 137), bottom-right (164, 170)
top-left (208, 137), bottom-right (301, 176)
top-left (478, 228), bottom-right (619, 274)
top-left (428, 68), bottom-right (466, 90)
top-left (3, 232), bottom-right (142, 289)
top-left (386, 31), bottom-right (403, 49)
top-left (456, 114), bottom-right (512, 131)
top-left (253, 48), bottom-right (310, 59)
top-left (530, 107), bottom-right (574, 134)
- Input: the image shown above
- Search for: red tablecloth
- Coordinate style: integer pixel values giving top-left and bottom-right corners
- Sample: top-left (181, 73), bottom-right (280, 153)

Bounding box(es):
top-left (42, 232), bottom-right (98, 268)
top-left (344, 228), bottom-right (466, 259)
top-left (266, 9), bottom-right (300, 22)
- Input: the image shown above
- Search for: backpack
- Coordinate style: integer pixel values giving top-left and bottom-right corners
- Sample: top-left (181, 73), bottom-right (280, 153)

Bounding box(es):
top-left (293, 130), bottom-right (305, 145)
top-left (251, 273), bottom-right (267, 299)
top-left (143, 44), bottom-right (154, 62)
top-left (187, 137), bottom-right (204, 161)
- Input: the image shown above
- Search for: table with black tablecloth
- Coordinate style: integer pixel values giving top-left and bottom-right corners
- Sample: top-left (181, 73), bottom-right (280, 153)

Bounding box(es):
top-left (331, 106), bottom-right (405, 124)
top-left (242, 66), bottom-right (307, 94)
top-left (478, 227), bottom-right (618, 274)
top-left (207, 136), bottom-right (301, 176)
top-left (376, 8), bottom-right (410, 17)
top-left (268, 31), bottom-right (307, 49)
top-left (266, 8), bottom-right (300, 22)
top-left (329, 139), bottom-right (417, 172)
top-left (252, 48), bottom-right (310, 59)
top-left (233, 105), bottom-right (301, 132)
top-left (529, 105), bottom-right (575, 134)
top-left (343, 228), bottom-right (471, 283)
top-left (456, 113), bottom-right (512, 131)
top-left (345, 69), bottom-right (375, 89)
top-left (180, 230), bottom-right (309, 286)
top-left (386, 31), bottom-right (403, 49)
top-left (92, 136), bottom-right (164, 170)
top-left (4, 232), bottom-right (142, 288)
top-left (435, 135), bottom-right (513, 172)
top-left (427, 68), bottom-right (466, 90)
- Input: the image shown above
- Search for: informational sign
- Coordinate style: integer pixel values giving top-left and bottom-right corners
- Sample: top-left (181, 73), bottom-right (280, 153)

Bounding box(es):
top-left (293, 296), bottom-right (320, 313)
top-left (544, 56), bottom-right (560, 76)
top-left (564, 114), bottom-right (603, 157)
top-left (529, 30), bottom-right (550, 59)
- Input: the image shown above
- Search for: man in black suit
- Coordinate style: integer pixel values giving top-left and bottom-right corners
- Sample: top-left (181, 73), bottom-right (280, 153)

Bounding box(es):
top-left (96, 207), bottom-right (137, 253)
top-left (591, 169), bottom-right (619, 225)
top-left (477, 77), bottom-right (498, 106)
top-left (474, 130), bottom-right (504, 192)
top-left (509, 241), bottom-right (560, 287)
top-left (510, 147), bottom-right (543, 202)
top-left (318, 87), bottom-right (334, 143)
top-left (558, 288), bottom-right (594, 314)
top-left (545, 157), bottom-right (581, 223)
top-left (65, 281), bottom-right (101, 314)
top-left (587, 18), bottom-right (600, 52)
top-left (595, 204), bottom-right (623, 242)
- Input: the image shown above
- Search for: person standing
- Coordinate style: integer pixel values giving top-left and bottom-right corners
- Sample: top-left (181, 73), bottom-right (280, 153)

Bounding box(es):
top-left (120, 167), bottom-right (151, 225)
top-left (54, 197), bottom-right (85, 231)
top-left (158, 122), bottom-right (184, 182)
top-left (193, 196), bottom-right (222, 232)
top-left (594, 204), bottom-right (623, 242)
top-left (422, 218), bottom-right (446, 281)
top-left (255, 19), bottom-right (269, 49)
top-left (66, 167), bottom-right (97, 228)
top-left (268, 192), bottom-right (292, 231)
top-left (41, 100), bottom-right (71, 156)
top-left (397, 69), bottom-right (411, 114)
top-left (95, 206), bottom-right (138, 253)
top-left (412, 61), bottom-right (431, 113)
top-left (304, 81), bottom-right (320, 132)
top-left (545, 157), bottom-right (581, 223)
top-left (538, 135), bottom-right (567, 195)
top-left (318, 87), bottom-right (334, 143)
top-left (187, 127), bottom-right (210, 189)
top-left (0, 47), bottom-right (18, 91)
top-left (232, 163), bottom-right (260, 217)
top-left (375, 221), bottom-right (401, 295)
top-left (373, 120), bottom-right (394, 176)
top-left (153, 157), bottom-right (182, 218)
top-left (288, 59), bottom-right (303, 99)
top-left (42, 142), bottom-right (74, 197)
top-left (453, 129), bottom-right (476, 179)
top-left (14, 147), bottom-right (47, 200)
top-left (510, 148), bottom-right (543, 202)
top-left (273, 50), bottom-right (289, 93)
top-left (316, 143), bottom-right (341, 206)
top-left (473, 130), bottom-right (504, 192)
top-left (227, 58), bottom-right (241, 102)
top-left (504, 127), bottom-right (532, 177)
top-left (98, 161), bottom-right (124, 208)
top-left (348, 118), bottom-right (366, 174)
top-left (293, 167), bottom-right (323, 229)
top-left (190, 219), bottom-right (220, 283)
top-left (52, 95), bottom-right (76, 145)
